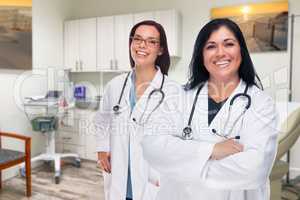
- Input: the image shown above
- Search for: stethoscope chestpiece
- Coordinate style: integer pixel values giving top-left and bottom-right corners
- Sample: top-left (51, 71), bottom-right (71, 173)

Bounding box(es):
top-left (182, 126), bottom-right (193, 140)
top-left (113, 104), bottom-right (120, 114)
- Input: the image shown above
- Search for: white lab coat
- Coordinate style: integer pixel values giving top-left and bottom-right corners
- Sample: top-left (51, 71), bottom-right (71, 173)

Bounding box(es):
top-left (95, 68), bottom-right (182, 200)
top-left (142, 80), bottom-right (279, 200)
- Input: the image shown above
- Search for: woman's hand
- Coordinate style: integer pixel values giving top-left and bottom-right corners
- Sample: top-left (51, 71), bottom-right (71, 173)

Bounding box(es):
top-left (210, 139), bottom-right (243, 160)
top-left (97, 152), bottom-right (111, 173)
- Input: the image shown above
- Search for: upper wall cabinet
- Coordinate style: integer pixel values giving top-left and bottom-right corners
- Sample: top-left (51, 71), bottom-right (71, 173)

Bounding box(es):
top-left (97, 16), bottom-right (114, 70)
top-left (155, 10), bottom-right (181, 57)
top-left (64, 20), bottom-right (78, 71)
top-left (133, 11), bottom-right (155, 23)
top-left (64, 9), bottom-right (181, 72)
top-left (97, 14), bottom-right (133, 71)
top-left (64, 18), bottom-right (97, 72)
top-left (134, 9), bottom-right (181, 57)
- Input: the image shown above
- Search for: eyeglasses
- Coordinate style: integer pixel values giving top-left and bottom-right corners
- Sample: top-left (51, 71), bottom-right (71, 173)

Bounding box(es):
top-left (131, 36), bottom-right (160, 48)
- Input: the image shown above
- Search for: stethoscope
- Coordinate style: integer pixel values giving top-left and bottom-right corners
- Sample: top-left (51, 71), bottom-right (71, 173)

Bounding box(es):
top-left (113, 72), bottom-right (165, 125)
top-left (182, 83), bottom-right (251, 140)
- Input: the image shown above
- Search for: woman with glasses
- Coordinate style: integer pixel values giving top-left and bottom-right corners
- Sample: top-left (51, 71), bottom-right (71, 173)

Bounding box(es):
top-left (94, 20), bottom-right (181, 200)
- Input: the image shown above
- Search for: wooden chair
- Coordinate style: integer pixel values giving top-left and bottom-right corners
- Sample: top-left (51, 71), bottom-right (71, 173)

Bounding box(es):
top-left (0, 131), bottom-right (31, 197)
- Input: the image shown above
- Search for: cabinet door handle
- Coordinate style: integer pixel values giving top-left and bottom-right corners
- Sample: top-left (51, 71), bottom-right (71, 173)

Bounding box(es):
top-left (80, 60), bottom-right (83, 70)
top-left (115, 59), bottom-right (118, 70)
top-left (110, 59), bottom-right (113, 69)
top-left (75, 61), bottom-right (78, 71)
top-left (64, 149), bottom-right (71, 153)
top-left (63, 137), bottom-right (72, 140)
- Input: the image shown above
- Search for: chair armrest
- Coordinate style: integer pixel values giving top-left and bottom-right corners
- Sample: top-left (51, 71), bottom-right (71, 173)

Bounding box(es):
top-left (0, 132), bottom-right (31, 142)
top-left (0, 132), bottom-right (31, 156)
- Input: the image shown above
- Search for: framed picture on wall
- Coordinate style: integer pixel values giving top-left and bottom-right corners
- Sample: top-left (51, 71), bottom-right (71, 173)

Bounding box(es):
top-left (211, 1), bottom-right (288, 53)
top-left (0, 0), bottom-right (32, 70)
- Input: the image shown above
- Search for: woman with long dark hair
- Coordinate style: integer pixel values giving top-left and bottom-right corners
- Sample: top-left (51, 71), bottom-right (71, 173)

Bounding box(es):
top-left (142, 18), bottom-right (278, 200)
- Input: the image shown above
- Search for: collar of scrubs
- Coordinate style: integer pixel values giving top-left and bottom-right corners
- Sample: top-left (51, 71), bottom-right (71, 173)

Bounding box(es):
top-left (193, 80), bottom-right (249, 141)
top-left (129, 67), bottom-right (165, 125)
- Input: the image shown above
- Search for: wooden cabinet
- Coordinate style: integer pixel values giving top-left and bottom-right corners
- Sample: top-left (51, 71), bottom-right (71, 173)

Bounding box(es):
top-left (97, 16), bottom-right (114, 70)
top-left (64, 18), bottom-right (97, 72)
top-left (133, 9), bottom-right (181, 57)
top-left (56, 109), bottom-right (98, 161)
top-left (133, 11), bottom-right (155, 23)
top-left (97, 14), bottom-right (133, 71)
top-left (64, 20), bottom-right (79, 71)
top-left (114, 14), bottom-right (134, 71)
top-left (154, 10), bottom-right (181, 57)
top-left (64, 9), bottom-right (181, 72)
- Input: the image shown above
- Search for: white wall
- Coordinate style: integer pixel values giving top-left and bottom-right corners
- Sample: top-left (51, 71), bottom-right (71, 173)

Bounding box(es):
top-left (68, 0), bottom-right (298, 99)
top-left (69, 0), bottom-right (300, 178)
top-left (61, 0), bottom-right (300, 101)
top-left (288, 1), bottom-right (300, 179)
top-left (2, 0), bottom-right (299, 181)
top-left (0, 0), bottom-right (74, 180)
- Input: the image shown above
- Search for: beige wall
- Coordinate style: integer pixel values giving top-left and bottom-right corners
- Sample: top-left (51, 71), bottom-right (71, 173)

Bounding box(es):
top-left (0, 0), bottom-right (74, 180)
top-left (69, 0), bottom-right (298, 101)
top-left (2, 0), bottom-right (300, 180)
top-left (69, 0), bottom-right (300, 178)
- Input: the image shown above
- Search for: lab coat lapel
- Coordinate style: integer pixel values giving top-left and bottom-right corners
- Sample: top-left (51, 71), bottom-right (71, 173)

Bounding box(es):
top-left (110, 71), bottom-right (133, 139)
top-left (209, 80), bottom-right (248, 138)
top-left (131, 68), bottom-right (164, 125)
top-left (124, 70), bottom-right (133, 107)
top-left (191, 82), bottom-right (209, 139)
top-left (118, 71), bottom-right (132, 117)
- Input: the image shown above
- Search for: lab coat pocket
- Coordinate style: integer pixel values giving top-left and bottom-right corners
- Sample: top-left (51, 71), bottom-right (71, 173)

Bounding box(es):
top-left (111, 113), bottom-right (127, 137)
top-left (102, 171), bottom-right (111, 200)
top-left (144, 181), bottom-right (160, 200)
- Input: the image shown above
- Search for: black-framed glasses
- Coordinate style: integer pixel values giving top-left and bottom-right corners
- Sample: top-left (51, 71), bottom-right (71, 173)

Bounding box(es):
top-left (131, 36), bottom-right (160, 48)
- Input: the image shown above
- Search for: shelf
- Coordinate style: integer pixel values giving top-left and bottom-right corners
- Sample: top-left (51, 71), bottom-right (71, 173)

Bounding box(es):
top-left (97, 69), bottom-right (130, 73)
top-left (67, 68), bottom-right (130, 73)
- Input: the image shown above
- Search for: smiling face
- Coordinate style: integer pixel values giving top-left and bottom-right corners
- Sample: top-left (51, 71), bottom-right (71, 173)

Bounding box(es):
top-left (130, 25), bottom-right (163, 69)
top-left (203, 26), bottom-right (242, 84)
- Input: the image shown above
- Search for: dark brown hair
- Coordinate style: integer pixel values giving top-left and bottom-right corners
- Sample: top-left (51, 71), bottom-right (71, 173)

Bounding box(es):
top-left (129, 20), bottom-right (170, 75)
top-left (185, 18), bottom-right (263, 90)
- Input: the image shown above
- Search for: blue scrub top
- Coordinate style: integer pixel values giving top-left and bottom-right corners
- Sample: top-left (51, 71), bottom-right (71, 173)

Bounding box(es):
top-left (126, 72), bottom-right (136, 199)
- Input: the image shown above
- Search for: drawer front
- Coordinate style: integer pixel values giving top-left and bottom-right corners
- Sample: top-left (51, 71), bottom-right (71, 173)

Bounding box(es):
top-left (60, 116), bottom-right (93, 134)
top-left (85, 134), bottom-right (97, 161)
top-left (55, 142), bottom-right (63, 153)
top-left (86, 151), bottom-right (97, 161)
top-left (60, 117), bottom-right (79, 132)
top-left (62, 144), bottom-right (86, 158)
top-left (60, 109), bottom-right (97, 134)
top-left (74, 109), bottom-right (97, 119)
top-left (56, 131), bottom-right (85, 145)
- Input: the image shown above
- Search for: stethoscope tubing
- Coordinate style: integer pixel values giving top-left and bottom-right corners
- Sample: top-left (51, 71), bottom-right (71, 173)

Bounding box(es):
top-left (113, 71), bottom-right (165, 125)
top-left (113, 72), bottom-right (131, 113)
top-left (182, 83), bottom-right (251, 140)
top-left (138, 76), bottom-right (165, 124)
